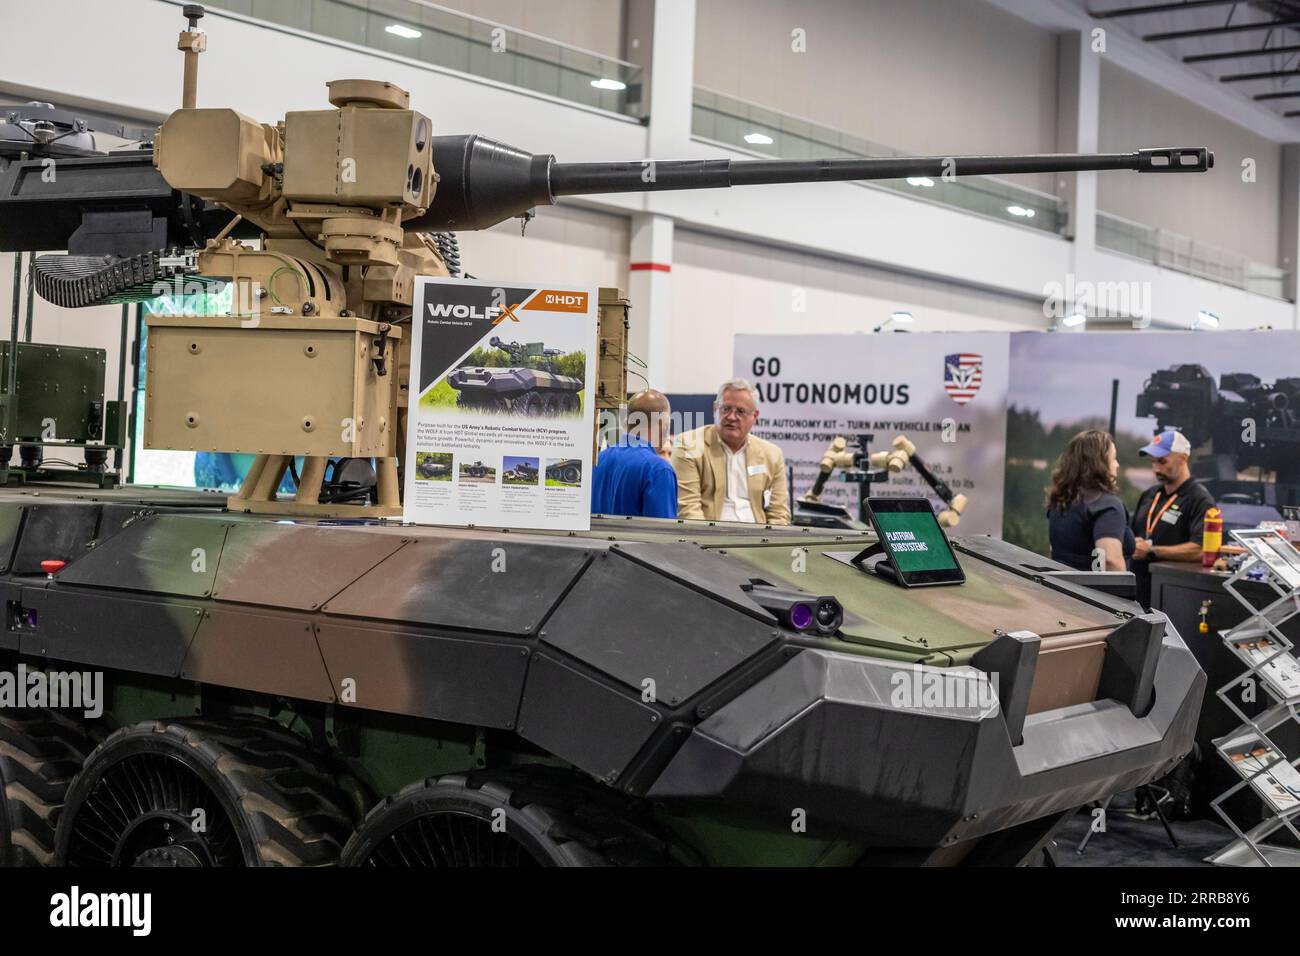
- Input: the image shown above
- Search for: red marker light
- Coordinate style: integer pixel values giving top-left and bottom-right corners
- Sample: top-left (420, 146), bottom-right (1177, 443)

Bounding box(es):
top-left (40, 560), bottom-right (66, 575)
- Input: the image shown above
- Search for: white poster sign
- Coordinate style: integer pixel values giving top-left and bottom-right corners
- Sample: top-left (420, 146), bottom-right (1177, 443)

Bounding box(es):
top-left (403, 277), bottom-right (598, 531)
top-left (734, 333), bottom-right (1010, 536)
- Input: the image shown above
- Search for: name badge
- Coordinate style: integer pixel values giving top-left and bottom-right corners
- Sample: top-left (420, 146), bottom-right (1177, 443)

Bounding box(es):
top-left (1160, 510), bottom-right (1180, 526)
top-left (747, 464), bottom-right (767, 477)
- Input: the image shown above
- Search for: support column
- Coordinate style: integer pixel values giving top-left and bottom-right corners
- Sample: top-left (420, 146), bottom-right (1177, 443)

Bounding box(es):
top-left (628, 213), bottom-right (674, 390)
top-left (1056, 30), bottom-right (1101, 286)
top-left (645, 0), bottom-right (696, 159)
top-left (1280, 143), bottom-right (1300, 325)
top-left (626, 0), bottom-right (694, 392)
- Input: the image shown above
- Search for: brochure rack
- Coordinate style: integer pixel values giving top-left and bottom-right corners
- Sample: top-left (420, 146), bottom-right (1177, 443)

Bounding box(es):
top-left (1207, 530), bottom-right (1300, 867)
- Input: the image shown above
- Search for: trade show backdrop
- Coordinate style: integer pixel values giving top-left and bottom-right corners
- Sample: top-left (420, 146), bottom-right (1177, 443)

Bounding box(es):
top-left (733, 330), bottom-right (1300, 550)
top-left (734, 333), bottom-right (1012, 537)
top-left (1004, 330), bottom-right (1300, 556)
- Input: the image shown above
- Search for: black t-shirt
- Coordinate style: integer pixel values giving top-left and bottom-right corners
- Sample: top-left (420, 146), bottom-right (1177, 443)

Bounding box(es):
top-left (1131, 477), bottom-right (1214, 548)
top-left (1130, 476), bottom-right (1215, 607)
top-left (1048, 492), bottom-right (1136, 572)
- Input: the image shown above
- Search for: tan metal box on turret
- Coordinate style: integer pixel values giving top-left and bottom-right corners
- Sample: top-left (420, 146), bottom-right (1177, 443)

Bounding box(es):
top-left (143, 317), bottom-right (400, 458)
top-left (154, 108), bottom-right (271, 203)
top-left (282, 107), bottom-right (432, 208)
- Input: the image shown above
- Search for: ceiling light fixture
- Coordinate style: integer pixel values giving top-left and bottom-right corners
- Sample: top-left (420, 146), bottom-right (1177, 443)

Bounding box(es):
top-left (873, 311), bottom-right (914, 332)
top-left (385, 24), bottom-right (421, 39)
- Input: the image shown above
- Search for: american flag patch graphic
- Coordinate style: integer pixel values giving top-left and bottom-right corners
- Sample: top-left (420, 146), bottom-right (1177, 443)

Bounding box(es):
top-left (943, 353), bottom-right (982, 405)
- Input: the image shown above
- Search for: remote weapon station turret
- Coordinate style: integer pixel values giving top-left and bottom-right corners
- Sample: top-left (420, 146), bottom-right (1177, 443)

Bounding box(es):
top-left (0, 5), bottom-right (1209, 868)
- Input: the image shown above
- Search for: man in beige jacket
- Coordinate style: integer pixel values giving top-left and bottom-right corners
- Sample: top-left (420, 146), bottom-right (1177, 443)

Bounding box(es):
top-left (672, 378), bottom-right (791, 525)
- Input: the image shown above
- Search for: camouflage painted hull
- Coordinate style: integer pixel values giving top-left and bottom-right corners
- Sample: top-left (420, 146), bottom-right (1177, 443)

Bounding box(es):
top-left (0, 484), bottom-right (1203, 866)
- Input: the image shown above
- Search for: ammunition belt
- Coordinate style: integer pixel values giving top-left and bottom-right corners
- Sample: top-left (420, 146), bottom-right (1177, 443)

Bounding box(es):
top-left (31, 249), bottom-right (201, 309)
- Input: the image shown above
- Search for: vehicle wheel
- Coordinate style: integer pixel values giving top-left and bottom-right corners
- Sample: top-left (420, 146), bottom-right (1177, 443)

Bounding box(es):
top-left (543, 393), bottom-right (560, 415)
top-left (0, 710), bottom-right (95, 866)
top-left (513, 392), bottom-right (543, 417)
top-left (562, 466), bottom-right (580, 484)
top-left (341, 767), bottom-right (673, 867)
top-left (55, 717), bottom-right (357, 867)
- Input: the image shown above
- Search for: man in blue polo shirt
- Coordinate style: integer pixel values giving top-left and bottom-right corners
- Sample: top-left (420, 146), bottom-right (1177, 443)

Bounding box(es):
top-left (592, 389), bottom-right (678, 518)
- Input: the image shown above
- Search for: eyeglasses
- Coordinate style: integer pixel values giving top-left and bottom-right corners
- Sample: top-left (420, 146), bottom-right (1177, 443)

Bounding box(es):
top-left (717, 404), bottom-right (755, 419)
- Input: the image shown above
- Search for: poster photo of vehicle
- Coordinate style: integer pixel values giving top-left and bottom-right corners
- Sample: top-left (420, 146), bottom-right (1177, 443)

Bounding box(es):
top-left (403, 278), bottom-right (598, 531)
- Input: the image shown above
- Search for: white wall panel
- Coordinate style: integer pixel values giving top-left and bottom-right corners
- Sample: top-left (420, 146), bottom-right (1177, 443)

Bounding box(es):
top-left (666, 228), bottom-right (1048, 394)
top-left (0, 0), bottom-right (647, 163)
top-left (1099, 61), bottom-right (1283, 268)
top-left (432, 0), bottom-right (625, 58)
top-left (455, 202), bottom-right (629, 288)
top-left (694, 0), bottom-right (1060, 193)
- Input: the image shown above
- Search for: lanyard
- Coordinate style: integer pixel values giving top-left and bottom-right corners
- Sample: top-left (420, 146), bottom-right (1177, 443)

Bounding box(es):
top-left (1145, 490), bottom-right (1178, 537)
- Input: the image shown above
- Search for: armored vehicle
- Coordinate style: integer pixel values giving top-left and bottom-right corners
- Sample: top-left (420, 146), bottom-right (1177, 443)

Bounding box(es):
top-left (0, 5), bottom-right (1210, 867)
top-left (415, 457), bottom-right (450, 480)
top-left (508, 461), bottom-right (540, 482)
top-left (461, 461), bottom-right (491, 478)
top-left (449, 337), bottom-right (582, 416)
top-left (547, 459), bottom-right (582, 484)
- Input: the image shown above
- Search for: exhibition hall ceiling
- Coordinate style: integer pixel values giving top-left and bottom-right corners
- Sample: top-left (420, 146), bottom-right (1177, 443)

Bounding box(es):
top-left (1075, 0), bottom-right (1300, 123)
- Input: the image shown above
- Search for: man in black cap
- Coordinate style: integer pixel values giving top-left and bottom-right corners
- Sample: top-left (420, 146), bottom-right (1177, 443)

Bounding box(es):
top-left (1130, 428), bottom-right (1216, 607)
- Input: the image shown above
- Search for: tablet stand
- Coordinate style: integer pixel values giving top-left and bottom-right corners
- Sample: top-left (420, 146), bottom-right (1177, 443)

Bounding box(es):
top-left (851, 541), bottom-right (902, 585)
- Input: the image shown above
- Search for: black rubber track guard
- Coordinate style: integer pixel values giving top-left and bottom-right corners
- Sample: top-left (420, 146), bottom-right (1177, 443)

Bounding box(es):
top-left (0, 711), bottom-right (96, 866)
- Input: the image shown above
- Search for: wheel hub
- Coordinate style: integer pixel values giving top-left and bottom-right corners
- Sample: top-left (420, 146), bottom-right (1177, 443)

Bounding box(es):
top-left (132, 844), bottom-right (205, 867)
top-left (115, 810), bottom-right (216, 868)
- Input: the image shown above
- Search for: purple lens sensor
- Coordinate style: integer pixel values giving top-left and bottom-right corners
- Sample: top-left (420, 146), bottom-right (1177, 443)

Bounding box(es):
top-left (789, 603), bottom-right (813, 630)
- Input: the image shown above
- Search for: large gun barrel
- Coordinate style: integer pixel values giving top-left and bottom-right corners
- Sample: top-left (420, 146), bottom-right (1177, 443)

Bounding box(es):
top-left (408, 135), bottom-right (1213, 231)
top-left (551, 147), bottom-right (1212, 192)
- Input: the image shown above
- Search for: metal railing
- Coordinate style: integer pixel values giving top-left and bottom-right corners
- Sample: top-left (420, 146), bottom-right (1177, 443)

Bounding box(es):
top-left (202, 0), bottom-right (644, 116)
top-left (1096, 211), bottom-right (1290, 301)
top-left (691, 86), bottom-right (1067, 234)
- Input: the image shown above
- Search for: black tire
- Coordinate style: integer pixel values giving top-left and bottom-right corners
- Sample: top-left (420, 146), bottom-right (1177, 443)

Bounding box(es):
top-left (0, 710), bottom-right (95, 866)
top-left (562, 466), bottom-right (580, 484)
top-left (341, 767), bottom-right (673, 867)
top-left (55, 717), bottom-right (357, 867)
top-left (513, 392), bottom-right (543, 417)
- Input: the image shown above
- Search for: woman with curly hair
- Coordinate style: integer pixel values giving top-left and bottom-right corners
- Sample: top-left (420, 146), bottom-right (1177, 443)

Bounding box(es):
top-left (1046, 428), bottom-right (1134, 572)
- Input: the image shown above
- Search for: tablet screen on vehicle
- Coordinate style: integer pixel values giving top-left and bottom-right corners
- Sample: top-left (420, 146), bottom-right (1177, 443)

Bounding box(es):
top-left (865, 497), bottom-right (966, 587)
